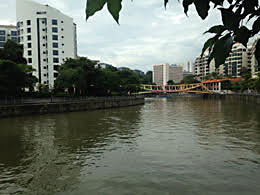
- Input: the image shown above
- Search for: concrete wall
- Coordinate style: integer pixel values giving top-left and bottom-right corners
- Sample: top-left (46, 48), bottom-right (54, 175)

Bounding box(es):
top-left (0, 97), bottom-right (145, 118)
top-left (204, 94), bottom-right (260, 104)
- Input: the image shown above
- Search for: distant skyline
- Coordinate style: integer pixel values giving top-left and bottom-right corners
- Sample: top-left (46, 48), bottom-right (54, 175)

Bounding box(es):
top-left (0, 0), bottom-right (222, 72)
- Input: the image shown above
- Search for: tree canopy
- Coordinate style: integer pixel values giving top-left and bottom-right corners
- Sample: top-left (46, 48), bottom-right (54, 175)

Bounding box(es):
top-left (55, 57), bottom-right (141, 96)
top-left (0, 40), bottom-right (37, 96)
top-left (86, 0), bottom-right (260, 69)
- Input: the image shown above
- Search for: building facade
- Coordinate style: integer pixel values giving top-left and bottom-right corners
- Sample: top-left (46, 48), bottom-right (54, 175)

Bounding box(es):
top-left (153, 64), bottom-right (183, 85)
top-left (194, 53), bottom-right (215, 81)
top-left (0, 25), bottom-right (18, 48)
top-left (248, 37), bottom-right (260, 78)
top-left (218, 43), bottom-right (248, 77)
top-left (16, 0), bottom-right (77, 88)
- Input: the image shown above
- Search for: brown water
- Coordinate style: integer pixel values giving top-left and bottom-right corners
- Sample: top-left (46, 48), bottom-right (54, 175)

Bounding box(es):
top-left (0, 98), bottom-right (260, 195)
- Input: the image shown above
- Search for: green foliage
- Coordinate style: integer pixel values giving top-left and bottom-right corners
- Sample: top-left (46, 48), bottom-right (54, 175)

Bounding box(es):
top-left (55, 57), bottom-right (141, 96)
top-left (0, 41), bottom-right (38, 96)
top-left (167, 80), bottom-right (175, 85)
top-left (181, 75), bottom-right (200, 84)
top-left (85, 0), bottom-right (260, 70)
top-left (142, 71), bottom-right (153, 84)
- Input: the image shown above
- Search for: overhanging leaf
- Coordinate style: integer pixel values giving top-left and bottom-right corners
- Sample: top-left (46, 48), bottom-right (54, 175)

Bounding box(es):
top-left (107, 0), bottom-right (122, 24)
top-left (194, 0), bottom-right (210, 20)
top-left (86, 0), bottom-right (107, 20)
top-left (204, 25), bottom-right (226, 34)
top-left (219, 8), bottom-right (240, 30)
top-left (252, 17), bottom-right (260, 35)
top-left (201, 37), bottom-right (216, 57)
top-left (212, 34), bottom-right (233, 68)
top-left (234, 26), bottom-right (250, 47)
top-left (164, 0), bottom-right (168, 9)
top-left (255, 39), bottom-right (260, 68)
top-left (183, 0), bottom-right (194, 15)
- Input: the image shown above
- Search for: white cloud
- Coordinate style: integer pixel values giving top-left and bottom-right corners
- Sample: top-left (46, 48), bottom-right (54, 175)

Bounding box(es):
top-left (0, 0), bottom-right (223, 72)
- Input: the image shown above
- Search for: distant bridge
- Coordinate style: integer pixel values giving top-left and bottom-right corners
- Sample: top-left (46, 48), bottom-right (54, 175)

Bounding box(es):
top-left (138, 78), bottom-right (242, 95)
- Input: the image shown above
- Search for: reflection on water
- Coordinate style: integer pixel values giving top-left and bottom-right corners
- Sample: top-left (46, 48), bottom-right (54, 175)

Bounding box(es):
top-left (0, 98), bottom-right (260, 194)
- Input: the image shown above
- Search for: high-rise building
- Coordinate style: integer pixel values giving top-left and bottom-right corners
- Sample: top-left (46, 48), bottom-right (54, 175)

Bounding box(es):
top-left (16, 0), bottom-right (77, 88)
top-left (0, 25), bottom-right (18, 48)
top-left (218, 43), bottom-right (248, 77)
top-left (153, 64), bottom-right (183, 85)
top-left (187, 61), bottom-right (194, 73)
top-left (248, 37), bottom-right (260, 78)
top-left (194, 52), bottom-right (215, 81)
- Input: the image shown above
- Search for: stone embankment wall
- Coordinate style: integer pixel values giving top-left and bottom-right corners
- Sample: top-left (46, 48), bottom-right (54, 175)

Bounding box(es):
top-left (0, 97), bottom-right (145, 118)
top-left (204, 94), bottom-right (260, 104)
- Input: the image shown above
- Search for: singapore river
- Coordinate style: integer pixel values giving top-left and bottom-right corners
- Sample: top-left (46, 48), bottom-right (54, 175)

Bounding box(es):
top-left (0, 98), bottom-right (260, 194)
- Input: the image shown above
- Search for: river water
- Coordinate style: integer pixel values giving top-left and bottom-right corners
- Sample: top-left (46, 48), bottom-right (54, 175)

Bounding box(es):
top-left (0, 98), bottom-right (260, 195)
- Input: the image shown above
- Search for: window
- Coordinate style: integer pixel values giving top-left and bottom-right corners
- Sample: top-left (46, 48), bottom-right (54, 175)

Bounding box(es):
top-left (43, 44), bottom-right (46, 47)
top-left (42, 21), bottom-right (45, 24)
top-left (27, 20), bottom-right (31, 25)
top-left (0, 30), bottom-right (5, 35)
top-left (62, 43), bottom-right (64, 46)
top-left (54, 65), bottom-right (59, 71)
top-left (53, 42), bottom-right (58, 48)
top-left (27, 35), bottom-right (31, 41)
top-left (52, 35), bottom-right (58, 40)
top-left (0, 36), bottom-right (6, 41)
top-left (0, 42), bottom-right (5, 47)
top-left (43, 51), bottom-right (46, 54)
top-left (61, 21), bottom-right (64, 23)
top-left (54, 73), bottom-right (59, 78)
top-left (28, 43), bottom-right (32, 48)
top-left (11, 31), bottom-right (17, 36)
top-left (43, 59), bottom-right (46, 62)
top-left (28, 50), bottom-right (32, 56)
top-left (61, 36), bottom-right (64, 39)
top-left (28, 58), bottom-right (32, 63)
top-left (53, 50), bottom-right (59, 55)
top-left (27, 28), bottom-right (31, 33)
top-left (52, 27), bottom-right (58, 33)
top-left (61, 28), bottom-right (64, 31)
top-left (53, 58), bottom-right (59, 63)
top-left (44, 74), bottom-right (47, 77)
top-left (52, 19), bottom-right (58, 25)
top-left (62, 51), bottom-right (64, 54)
top-left (11, 37), bottom-right (18, 42)
top-left (42, 29), bottom-right (46, 32)
top-left (44, 81), bottom-right (47, 84)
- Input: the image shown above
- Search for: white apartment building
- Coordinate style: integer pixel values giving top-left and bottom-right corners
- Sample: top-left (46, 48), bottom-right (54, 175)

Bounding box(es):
top-left (194, 52), bottom-right (215, 81)
top-left (0, 25), bottom-right (18, 48)
top-left (153, 64), bottom-right (183, 85)
top-left (248, 37), bottom-right (260, 78)
top-left (16, 0), bottom-right (77, 88)
top-left (219, 43), bottom-right (248, 77)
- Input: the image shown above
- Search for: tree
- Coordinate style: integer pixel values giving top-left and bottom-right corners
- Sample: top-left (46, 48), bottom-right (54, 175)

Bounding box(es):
top-left (181, 75), bottom-right (200, 84)
top-left (55, 57), bottom-right (99, 95)
top-left (143, 71), bottom-right (153, 84)
top-left (85, 0), bottom-right (260, 70)
top-left (0, 41), bottom-right (38, 96)
top-left (116, 70), bottom-right (141, 94)
top-left (167, 80), bottom-right (175, 85)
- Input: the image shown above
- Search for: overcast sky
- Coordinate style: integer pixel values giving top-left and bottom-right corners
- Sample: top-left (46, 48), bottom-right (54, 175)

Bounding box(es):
top-left (0, 0), bottom-right (222, 72)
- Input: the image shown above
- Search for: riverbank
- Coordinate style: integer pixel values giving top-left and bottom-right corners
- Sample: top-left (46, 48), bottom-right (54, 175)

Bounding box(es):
top-left (0, 96), bottom-right (145, 118)
top-left (204, 93), bottom-right (260, 104)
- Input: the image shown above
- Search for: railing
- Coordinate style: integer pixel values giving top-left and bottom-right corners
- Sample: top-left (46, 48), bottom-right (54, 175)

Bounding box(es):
top-left (0, 96), bottom-right (144, 105)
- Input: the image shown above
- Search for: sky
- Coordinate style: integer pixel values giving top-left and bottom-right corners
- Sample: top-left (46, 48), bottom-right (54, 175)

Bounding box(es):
top-left (0, 0), bottom-right (222, 72)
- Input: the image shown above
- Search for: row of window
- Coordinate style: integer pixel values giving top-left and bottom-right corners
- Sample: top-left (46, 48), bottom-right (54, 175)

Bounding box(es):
top-left (0, 36), bottom-right (18, 42)
top-left (0, 30), bottom-right (17, 36)
top-left (27, 57), bottom-right (61, 64)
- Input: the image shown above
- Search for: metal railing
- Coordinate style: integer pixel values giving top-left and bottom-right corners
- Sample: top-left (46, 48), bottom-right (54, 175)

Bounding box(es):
top-left (0, 96), bottom-right (144, 105)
